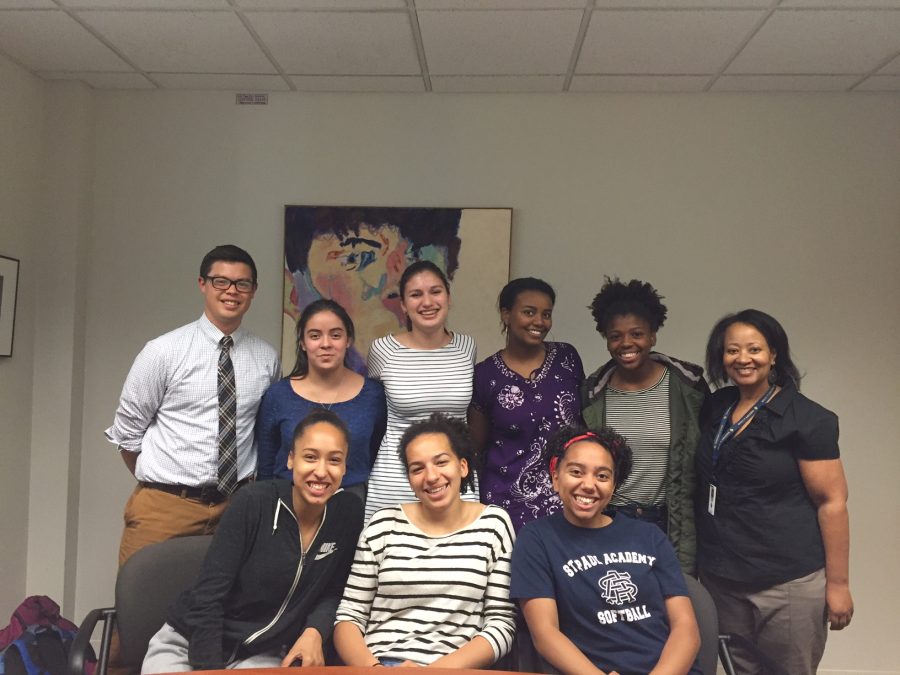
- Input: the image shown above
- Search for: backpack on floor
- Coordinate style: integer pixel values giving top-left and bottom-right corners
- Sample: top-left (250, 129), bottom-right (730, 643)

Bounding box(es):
top-left (0, 596), bottom-right (94, 675)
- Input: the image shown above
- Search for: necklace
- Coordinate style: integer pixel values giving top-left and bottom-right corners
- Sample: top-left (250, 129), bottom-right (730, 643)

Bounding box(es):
top-left (295, 370), bottom-right (347, 410)
top-left (316, 372), bottom-right (346, 410)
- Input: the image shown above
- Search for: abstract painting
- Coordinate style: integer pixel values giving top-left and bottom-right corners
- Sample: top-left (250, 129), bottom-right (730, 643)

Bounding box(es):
top-left (282, 206), bottom-right (512, 374)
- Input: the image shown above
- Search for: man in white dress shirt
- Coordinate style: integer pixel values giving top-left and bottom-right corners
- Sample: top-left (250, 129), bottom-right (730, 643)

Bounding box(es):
top-left (106, 244), bottom-right (280, 566)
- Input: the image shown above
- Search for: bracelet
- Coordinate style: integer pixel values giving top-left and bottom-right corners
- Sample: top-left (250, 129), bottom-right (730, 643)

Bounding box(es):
top-left (371, 661), bottom-right (383, 667)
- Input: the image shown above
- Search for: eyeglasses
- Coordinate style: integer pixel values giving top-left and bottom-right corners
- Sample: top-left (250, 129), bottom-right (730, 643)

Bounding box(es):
top-left (204, 276), bottom-right (256, 293)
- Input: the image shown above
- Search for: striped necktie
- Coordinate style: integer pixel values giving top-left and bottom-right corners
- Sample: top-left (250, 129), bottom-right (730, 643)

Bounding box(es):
top-left (217, 335), bottom-right (238, 495)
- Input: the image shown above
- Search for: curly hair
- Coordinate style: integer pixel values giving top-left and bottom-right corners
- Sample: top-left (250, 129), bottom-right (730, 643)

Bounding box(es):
top-left (545, 425), bottom-right (633, 487)
top-left (397, 412), bottom-right (477, 495)
top-left (705, 308), bottom-right (802, 389)
top-left (589, 276), bottom-right (668, 336)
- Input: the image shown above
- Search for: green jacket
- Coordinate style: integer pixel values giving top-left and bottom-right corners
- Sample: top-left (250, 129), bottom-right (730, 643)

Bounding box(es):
top-left (580, 353), bottom-right (708, 574)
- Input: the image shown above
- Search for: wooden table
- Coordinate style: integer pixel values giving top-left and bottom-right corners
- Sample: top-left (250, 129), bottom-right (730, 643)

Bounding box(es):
top-left (185, 667), bottom-right (534, 674)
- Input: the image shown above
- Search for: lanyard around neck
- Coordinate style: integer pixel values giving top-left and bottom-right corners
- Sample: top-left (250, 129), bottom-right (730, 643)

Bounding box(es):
top-left (712, 384), bottom-right (777, 467)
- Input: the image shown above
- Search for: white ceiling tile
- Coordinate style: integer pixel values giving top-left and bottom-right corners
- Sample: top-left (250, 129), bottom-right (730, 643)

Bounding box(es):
top-left (0, 10), bottom-right (131, 72)
top-left (40, 70), bottom-right (157, 88)
top-left (419, 9), bottom-right (582, 75)
top-left (60, 1), bottom-right (228, 8)
top-left (570, 74), bottom-right (709, 91)
top-left (728, 10), bottom-right (900, 73)
top-left (578, 10), bottom-right (763, 74)
top-left (80, 10), bottom-right (275, 73)
top-left (431, 74), bottom-right (565, 91)
top-left (289, 75), bottom-right (425, 91)
top-left (2, 1), bottom-right (896, 93)
top-left (152, 72), bottom-right (291, 89)
top-left (781, 0), bottom-right (900, 7)
top-left (712, 74), bottom-right (859, 90)
top-left (595, 0), bottom-right (770, 6)
top-left (0, 1), bottom-right (56, 7)
top-left (235, 0), bottom-right (405, 8)
top-left (417, 0), bottom-right (584, 8)
top-left (79, 72), bottom-right (158, 88)
top-left (878, 53), bottom-right (900, 73)
top-left (247, 11), bottom-right (419, 74)
top-left (854, 74), bottom-right (900, 88)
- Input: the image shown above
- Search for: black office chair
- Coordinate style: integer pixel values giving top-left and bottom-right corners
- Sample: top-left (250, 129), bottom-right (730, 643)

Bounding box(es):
top-left (68, 535), bottom-right (212, 675)
top-left (683, 573), bottom-right (737, 675)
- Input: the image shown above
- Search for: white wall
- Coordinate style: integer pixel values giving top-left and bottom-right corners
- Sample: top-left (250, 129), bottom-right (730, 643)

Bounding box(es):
top-left (13, 87), bottom-right (900, 672)
top-left (0, 55), bottom-right (42, 616)
top-left (26, 80), bottom-right (94, 613)
top-left (0, 60), bottom-right (93, 618)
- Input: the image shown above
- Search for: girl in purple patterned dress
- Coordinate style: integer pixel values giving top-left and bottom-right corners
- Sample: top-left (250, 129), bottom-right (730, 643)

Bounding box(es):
top-left (468, 278), bottom-right (584, 531)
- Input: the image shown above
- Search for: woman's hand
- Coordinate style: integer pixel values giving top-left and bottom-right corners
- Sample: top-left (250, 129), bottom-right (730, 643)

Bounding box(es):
top-left (280, 627), bottom-right (324, 667)
top-left (648, 595), bottom-right (700, 675)
top-left (522, 598), bottom-right (610, 675)
top-left (826, 581), bottom-right (854, 630)
top-left (798, 459), bottom-right (853, 632)
top-left (333, 621), bottom-right (380, 667)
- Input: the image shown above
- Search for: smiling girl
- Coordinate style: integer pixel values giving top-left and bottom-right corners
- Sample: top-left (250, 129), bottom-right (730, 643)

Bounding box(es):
top-left (364, 261), bottom-right (479, 522)
top-left (142, 410), bottom-right (363, 672)
top-left (334, 413), bottom-right (516, 668)
top-left (468, 277), bottom-right (584, 532)
top-left (581, 277), bottom-right (708, 573)
top-left (511, 425), bottom-right (700, 675)
top-left (256, 300), bottom-right (386, 504)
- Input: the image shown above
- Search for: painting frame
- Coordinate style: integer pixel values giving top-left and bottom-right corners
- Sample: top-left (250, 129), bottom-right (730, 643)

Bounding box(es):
top-left (0, 254), bottom-right (20, 358)
top-left (282, 205), bottom-right (512, 374)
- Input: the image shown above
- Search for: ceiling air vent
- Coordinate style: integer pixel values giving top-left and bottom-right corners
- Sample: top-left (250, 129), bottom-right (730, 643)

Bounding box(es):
top-left (236, 93), bottom-right (268, 105)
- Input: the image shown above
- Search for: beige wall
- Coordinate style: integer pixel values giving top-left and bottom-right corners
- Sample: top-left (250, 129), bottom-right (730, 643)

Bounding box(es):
top-left (0, 57), bottom-right (93, 616)
top-left (26, 80), bottom-right (94, 612)
top-left (0, 56), bottom-right (42, 616)
top-left (6, 81), bottom-right (899, 672)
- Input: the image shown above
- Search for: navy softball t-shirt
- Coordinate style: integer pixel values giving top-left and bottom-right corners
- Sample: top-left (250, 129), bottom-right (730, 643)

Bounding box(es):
top-left (511, 511), bottom-right (700, 675)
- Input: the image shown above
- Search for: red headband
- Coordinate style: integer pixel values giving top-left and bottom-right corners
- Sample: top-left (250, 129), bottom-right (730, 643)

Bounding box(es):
top-left (563, 432), bottom-right (600, 450)
top-left (549, 432), bottom-right (602, 474)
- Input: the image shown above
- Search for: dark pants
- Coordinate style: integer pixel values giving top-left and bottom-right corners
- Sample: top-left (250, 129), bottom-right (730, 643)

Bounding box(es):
top-left (700, 568), bottom-right (826, 675)
top-left (604, 502), bottom-right (668, 533)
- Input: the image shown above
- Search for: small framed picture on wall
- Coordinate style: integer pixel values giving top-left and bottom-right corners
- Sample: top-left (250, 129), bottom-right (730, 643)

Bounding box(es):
top-left (0, 254), bottom-right (20, 357)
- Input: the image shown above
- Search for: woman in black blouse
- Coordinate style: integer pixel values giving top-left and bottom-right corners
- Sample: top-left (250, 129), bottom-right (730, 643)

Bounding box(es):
top-left (695, 309), bottom-right (853, 675)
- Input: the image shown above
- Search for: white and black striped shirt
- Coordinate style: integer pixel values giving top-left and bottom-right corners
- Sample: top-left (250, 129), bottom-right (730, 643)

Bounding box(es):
top-left (335, 504), bottom-right (516, 664)
top-left (365, 333), bottom-right (479, 522)
top-left (605, 368), bottom-right (671, 507)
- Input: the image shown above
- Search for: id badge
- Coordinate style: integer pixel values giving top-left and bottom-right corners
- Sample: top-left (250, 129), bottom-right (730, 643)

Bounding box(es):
top-left (708, 484), bottom-right (717, 516)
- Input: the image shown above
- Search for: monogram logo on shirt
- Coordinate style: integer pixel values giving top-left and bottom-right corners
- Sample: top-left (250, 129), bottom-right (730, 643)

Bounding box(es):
top-left (314, 542), bottom-right (337, 560)
top-left (598, 570), bottom-right (638, 605)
